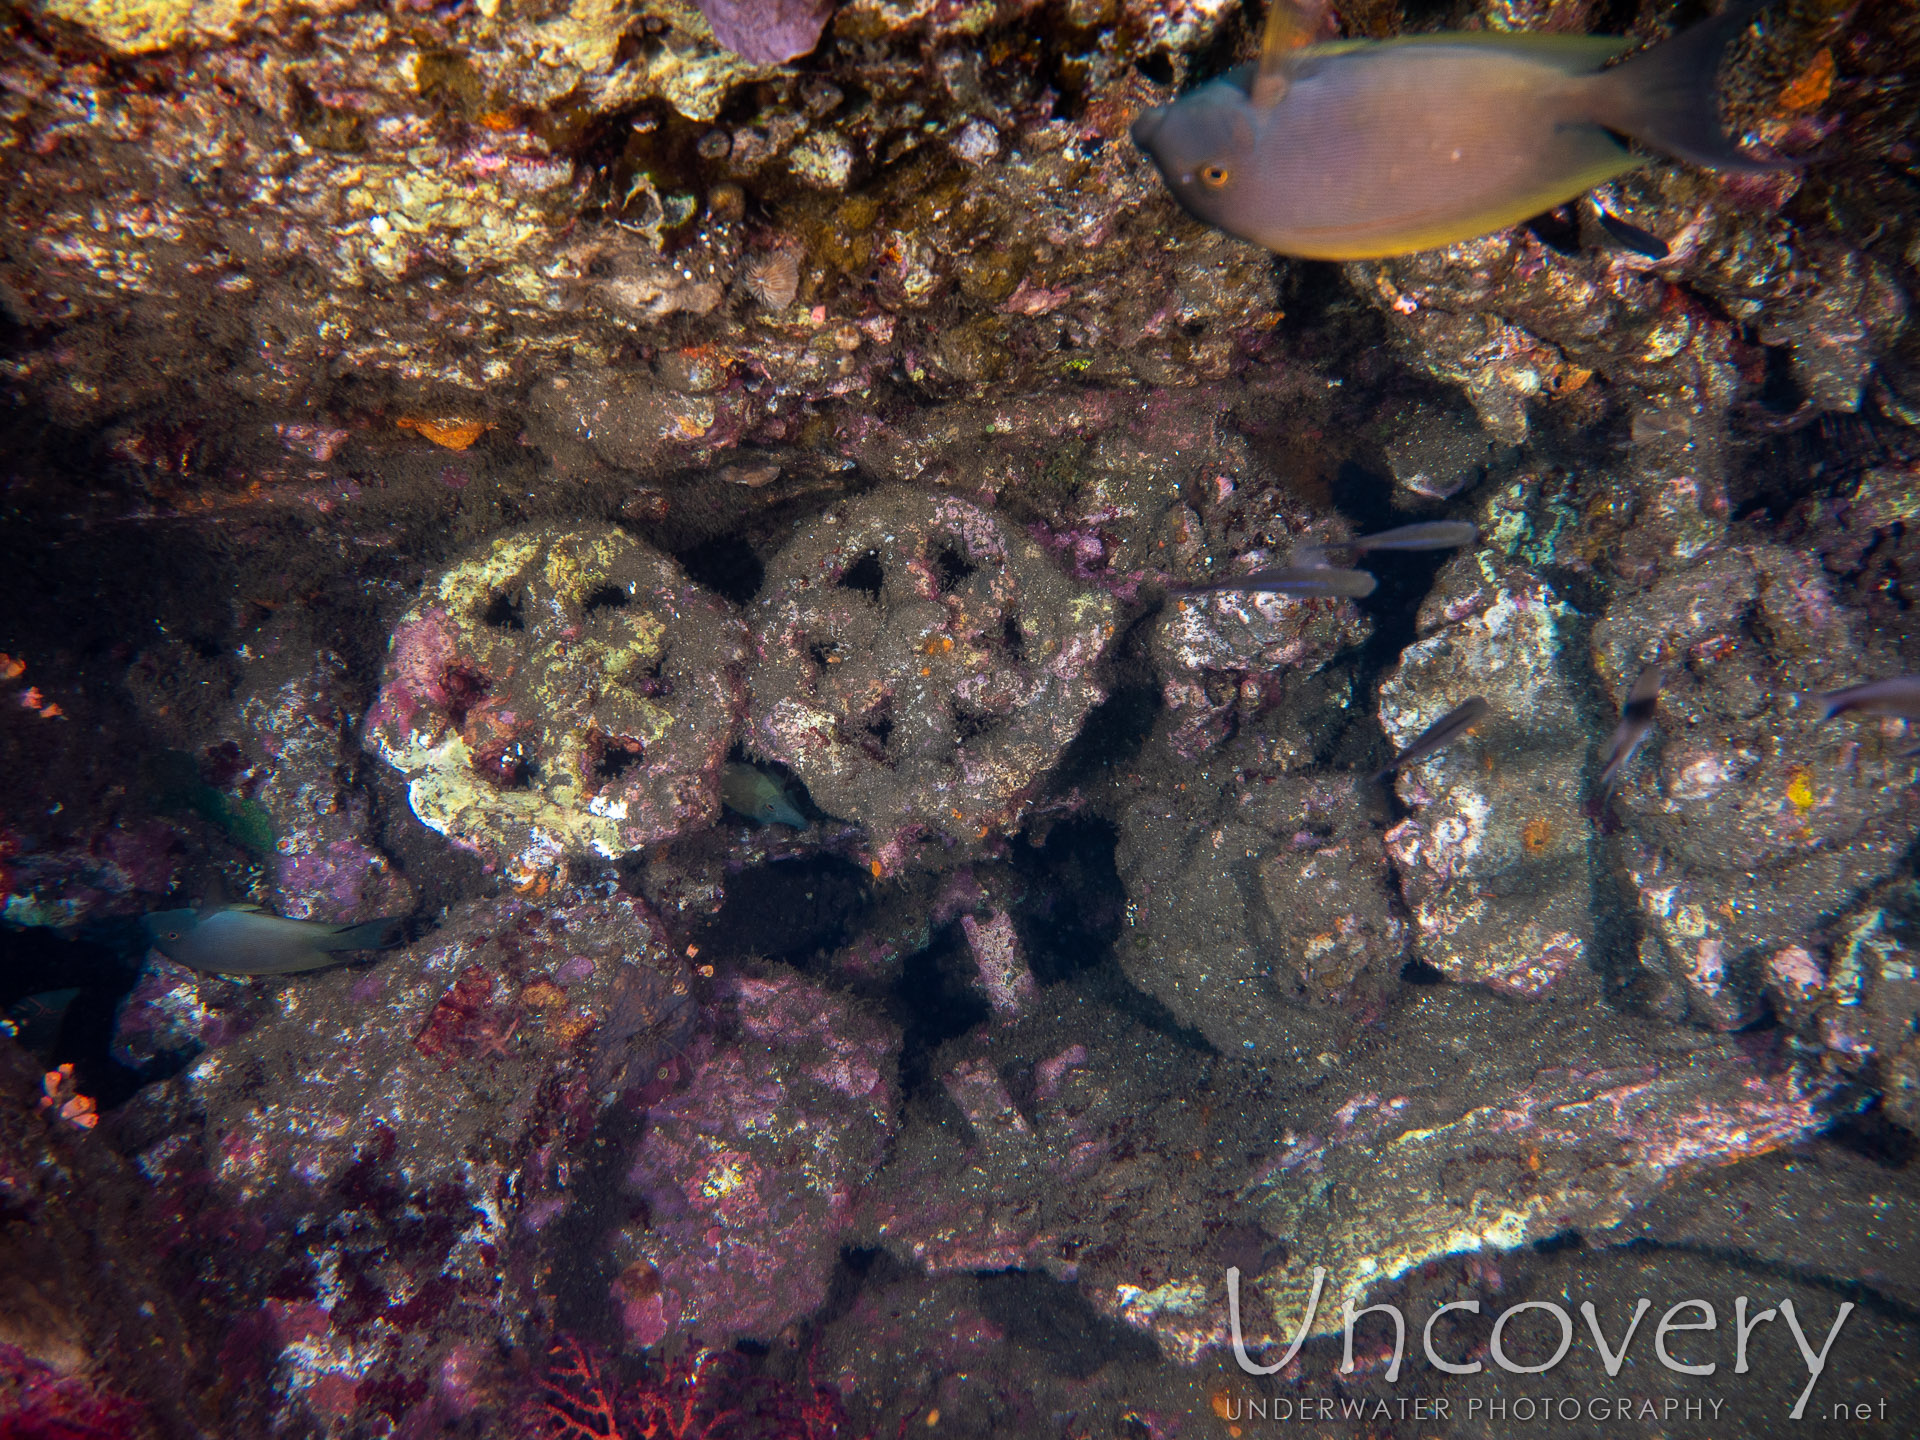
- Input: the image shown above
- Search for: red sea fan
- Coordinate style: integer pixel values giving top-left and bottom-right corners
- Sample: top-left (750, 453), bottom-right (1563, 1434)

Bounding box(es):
top-left (525, 1336), bottom-right (625, 1440)
top-left (694, 0), bottom-right (834, 66)
top-left (526, 1337), bottom-right (865, 1440)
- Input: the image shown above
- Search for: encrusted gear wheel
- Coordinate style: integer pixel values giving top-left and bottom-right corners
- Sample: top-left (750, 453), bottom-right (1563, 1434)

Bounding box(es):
top-left (748, 489), bottom-right (1114, 868)
top-left (366, 526), bottom-right (747, 875)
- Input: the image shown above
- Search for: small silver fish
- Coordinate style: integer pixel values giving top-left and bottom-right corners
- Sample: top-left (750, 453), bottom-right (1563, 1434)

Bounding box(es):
top-left (1599, 666), bottom-right (1664, 792)
top-left (1171, 565), bottom-right (1378, 598)
top-left (1811, 675), bottom-right (1920, 755)
top-left (1130, 0), bottom-right (1778, 260)
top-left (721, 762), bottom-right (809, 828)
top-left (1810, 675), bottom-right (1920, 722)
top-left (1594, 206), bottom-right (1671, 260)
top-left (1339, 521), bottom-right (1480, 554)
top-left (1373, 696), bottom-right (1491, 783)
top-left (143, 906), bottom-right (402, 976)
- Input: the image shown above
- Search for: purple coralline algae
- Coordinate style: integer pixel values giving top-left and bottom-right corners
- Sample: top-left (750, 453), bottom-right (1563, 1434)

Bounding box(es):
top-left (366, 526), bottom-right (748, 884)
top-left (238, 647), bottom-right (416, 924)
top-left (748, 489), bottom-right (1114, 871)
top-left (696, 0), bottom-right (835, 66)
top-left (108, 895), bottom-right (692, 1434)
top-left (611, 969), bottom-right (898, 1349)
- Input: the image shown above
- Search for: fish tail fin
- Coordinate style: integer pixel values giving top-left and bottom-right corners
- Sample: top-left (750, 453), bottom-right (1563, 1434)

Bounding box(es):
top-left (1585, 0), bottom-right (1786, 174)
top-left (322, 917), bottom-right (405, 951)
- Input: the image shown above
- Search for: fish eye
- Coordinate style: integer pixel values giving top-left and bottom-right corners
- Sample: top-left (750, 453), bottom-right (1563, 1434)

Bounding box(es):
top-left (1200, 164), bottom-right (1230, 188)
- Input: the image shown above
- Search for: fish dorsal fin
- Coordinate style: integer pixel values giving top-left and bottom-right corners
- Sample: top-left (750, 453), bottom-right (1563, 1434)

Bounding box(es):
top-left (1260, 0), bottom-right (1324, 63)
top-left (1254, 0), bottom-right (1328, 105)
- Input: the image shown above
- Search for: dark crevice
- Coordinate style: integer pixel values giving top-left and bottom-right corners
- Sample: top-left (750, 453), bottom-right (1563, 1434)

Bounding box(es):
top-left (1045, 681), bottom-right (1159, 793)
top-left (975, 1269), bottom-right (1160, 1376)
top-left (1756, 341), bottom-right (1807, 416)
top-left (1824, 1104), bottom-right (1918, 1169)
top-left (857, 696), bottom-right (894, 760)
top-left (676, 534), bottom-right (764, 605)
top-left (582, 583), bottom-right (629, 616)
top-left (1132, 52), bottom-right (1174, 87)
top-left (538, 1105), bottom-right (652, 1345)
top-left (591, 734), bottom-right (645, 784)
top-left (1317, 458), bottom-right (1458, 777)
top-left (950, 701), bottom-right (999, 743)
top-left (838, 549), bottom-right (884, 599)
top-left (1009, 818), bottom-right (1125, 984)
top-left (0, 925), bottom-right (155, 1111)
top-left (889, 924), bottom-right (991, 1103)
top-left (620, 652), bottom-right (674, 700)
top-left (931, 540), bottom-right (974, 593)
top-left (1000, 612), bottom-right (1026, 660)
top-left (1522, 204), bottom-right (1582, 256)
top-left (690, 856), bottom-right (873, 968)
top-left (481, 590), bottom-right (525, 630)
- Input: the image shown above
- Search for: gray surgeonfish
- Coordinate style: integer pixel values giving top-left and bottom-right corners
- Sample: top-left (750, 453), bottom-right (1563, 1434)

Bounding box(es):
top-left (1599, 666), bottom-right (1664, 792)
top-left (1129, 0), bottom-right (1781, 260)
top-left (1372, 696), bottom-right (1491, 783)
top-left (143, 905), bottom-right (402, 976)
top-left (1170, 565), bottom-right (1378, 598)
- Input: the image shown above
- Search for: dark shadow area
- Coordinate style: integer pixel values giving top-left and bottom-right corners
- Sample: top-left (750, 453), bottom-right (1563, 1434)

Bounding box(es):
top-left (582, 583), bottom-right (629, 616)
top-left (689, 855), bottom-right (873, 967)
top-left (533, 1104), bottom-right (652, 1343)
top-left (482, 590), bottom-right (526, 629)
top-left (1531, 1228), bottom-right (1585, 1256)
top-left (974, 1269), bottom-right (1161, 1377)
top-left (931, 540), bottom-right (974, 592)
top-left (1327, 458), bottom-right (1454, 672)
top-left (1044, 681), bottom-right (1160, 793)
top-left (0, 923), bottom-right (155, 1109)
top-left (1399, 958), bottom-right (1448, 986)
top-left (675, 533), bottom-right (764, 605)
top-left (1131, 52), bottom-right (1174, 87)
top-left (1824, 1104), bottom-right (1918, 1170)
top-left (888, 924), bottom-right (991, 1102)
top-left (1311, 458), bottom-right (1462, 776)
top-left (1615, 1236), bottom-right (1920, 1324)
top-left (1009, 817), bottom-right (1125, 985)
